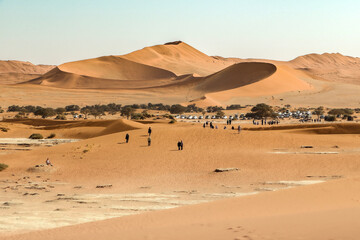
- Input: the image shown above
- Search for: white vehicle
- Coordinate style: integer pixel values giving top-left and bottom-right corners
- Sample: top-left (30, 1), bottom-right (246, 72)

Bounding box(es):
top-left (193, 116), bottom-right (198, 119)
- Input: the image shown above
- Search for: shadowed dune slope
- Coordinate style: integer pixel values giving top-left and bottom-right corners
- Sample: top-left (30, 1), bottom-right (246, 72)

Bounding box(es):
top-left (196, 62), bottom-right (277, 93)
top-left (121, 41), bottom-right (233, 76)
top-left (203, 64), bottom-right (313, 104)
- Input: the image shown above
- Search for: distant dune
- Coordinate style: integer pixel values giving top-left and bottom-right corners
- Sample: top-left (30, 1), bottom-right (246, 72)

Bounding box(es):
top-left (289, 53), bottom-right (360, 85)
top-left (0, 60), bottom-right (54, 84)
top-left (2, 41), bottom-right (360, 107)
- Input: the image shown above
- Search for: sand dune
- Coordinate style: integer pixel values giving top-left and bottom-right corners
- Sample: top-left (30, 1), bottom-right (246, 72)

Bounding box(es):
top-left (0, 60), bottom-right (54, 84)
top-left (5, 42), bottom-right (360, 108)
top-left (1, 119), bottom-right (145, 139)
top-left (290, 53), bottom-right (360, 85)
top-left (196, 62), bottom-right (276, 93)
top-left (122, 41), bottom-right (233, 76)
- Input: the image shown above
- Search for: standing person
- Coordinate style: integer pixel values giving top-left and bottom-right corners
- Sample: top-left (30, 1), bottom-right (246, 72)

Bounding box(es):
top-left (125, 133), bottom-right (129, 143)
top-left (238, 125), bottom-right (241, 134)
top-left (148, 136), bottom-right (151, 146)
top-left (203, 123), bottom-right (206, 128)
top-left (177, 141), bottom-right (181, 150)
top-left (180, 140), bottom-right (184, 150)
top-left (148, 127), bottom-right (152, 136)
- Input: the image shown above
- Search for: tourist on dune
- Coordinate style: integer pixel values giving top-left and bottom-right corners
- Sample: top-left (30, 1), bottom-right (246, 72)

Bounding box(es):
top-left (238, 125), bottom-right (241, 134)
top-left (177, 141), bottom-right (181, 150)
top-left (148, 136), bottom-right (151, 146)
top-left (125, 133), bottom-right (129, 143)
top-left (45, 158), bottom-right (53, 167)
top-left (180, 140), bottom-right (183, 150)
top-left (203, 123), bottom-right (206, 128)
top-left (148, 127), bottom-right (152, 136)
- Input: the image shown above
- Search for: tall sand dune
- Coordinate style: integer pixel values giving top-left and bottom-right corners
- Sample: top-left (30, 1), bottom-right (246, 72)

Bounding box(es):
top-left (0, 60), bottom-right (54, 84)
top-left (121, 41), bottom-right (233, 76)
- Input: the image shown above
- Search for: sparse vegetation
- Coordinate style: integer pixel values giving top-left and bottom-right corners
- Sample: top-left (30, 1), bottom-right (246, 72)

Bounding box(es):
top-left (312, 106), bottom-right (325, 119)
top-left (169, 119), bottom-right (176, 124)
top-left (47, 133), bottom-right (56, 139)
top-left (29, 133), bottom-right (44, 139)
top-left (0, 127), bottom-right (9, 132)
top-left (0, 163), bottom-right (8, 172)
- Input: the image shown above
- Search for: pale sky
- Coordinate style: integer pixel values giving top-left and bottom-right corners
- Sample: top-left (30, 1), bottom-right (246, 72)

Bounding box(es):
top-left (1, 0), bottom-right (359, 65)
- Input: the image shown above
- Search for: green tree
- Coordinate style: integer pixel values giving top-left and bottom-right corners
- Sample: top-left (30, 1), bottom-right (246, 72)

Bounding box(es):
top-left (55, 107), bottom-right (66, 115)
top-left (121, 107), bottom-right (135, 119)
top-left (170, 104), bottom-right (186, 114)
top-left (251, 103), bottom-right (276, 119)
top-left (34, 108), bottom-right (56, 119)
top-left (216, 110), bottom-right (225, 118)
top-left (312, 106), bottom-right (325, 119)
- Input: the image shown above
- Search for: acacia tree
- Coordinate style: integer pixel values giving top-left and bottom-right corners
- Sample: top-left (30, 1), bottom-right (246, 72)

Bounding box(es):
top-left (312, 106), bottom-right (325, 120)
top-left (216, 110), bottom-right (225, 118)
top-left (121, 107), bottom-right (135, 119)
top-left (170, 104), bottom-right (186, 114)
top-left (251, 103), bottom-right (276, 120)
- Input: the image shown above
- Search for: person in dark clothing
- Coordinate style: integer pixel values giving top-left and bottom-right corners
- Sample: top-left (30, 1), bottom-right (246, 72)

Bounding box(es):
top-left (148, 127), bottom-right (152, 136)
top-left (203, 123), bottom-right (206, 128)
top-left (180, 140), bottom-right (183, 150)
top-left (148, 136), bottom-right (151, 146)
top-left (125, 133), bottom-right (129, 143)
top-left (177, 141), bottom-right (181, 150)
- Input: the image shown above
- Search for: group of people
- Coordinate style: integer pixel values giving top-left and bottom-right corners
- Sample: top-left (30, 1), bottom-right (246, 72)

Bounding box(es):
top-left (203, 121), bottom-right (241, 133)
top-left (125, 127), bottom-right (152, 146)
top-left (203, 121), bottom-right (217, 129)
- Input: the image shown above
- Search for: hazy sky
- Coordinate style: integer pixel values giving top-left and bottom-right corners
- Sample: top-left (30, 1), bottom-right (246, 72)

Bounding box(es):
top-left (1, 0), bottom-right (359, 65)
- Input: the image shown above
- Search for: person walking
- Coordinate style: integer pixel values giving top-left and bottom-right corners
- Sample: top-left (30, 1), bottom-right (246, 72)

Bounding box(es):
top-left (148, 136), bottom-right (151, 146)
top-left (177, 141), bottom-right (181, 150)
top-left (125, 133), bottom-right (129, 143)
top-left (148, 127), bottom-right (152, 136)
top-left (238, 125), bottom-right (241, 134)
top-left (180, 140), bottom-right (184, 150)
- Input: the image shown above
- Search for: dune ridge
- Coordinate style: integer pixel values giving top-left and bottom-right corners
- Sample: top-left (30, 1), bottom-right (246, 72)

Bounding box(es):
top-left (0, 60), bottom-right (54, 84)
top-left (289, 53), bottom-right (360, 85)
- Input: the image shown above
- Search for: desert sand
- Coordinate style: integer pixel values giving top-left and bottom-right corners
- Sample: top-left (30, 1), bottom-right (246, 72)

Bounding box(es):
top-left (1, 41), bottom-right (360, 240)
top-left (1, 118), bottom-right (360, 239)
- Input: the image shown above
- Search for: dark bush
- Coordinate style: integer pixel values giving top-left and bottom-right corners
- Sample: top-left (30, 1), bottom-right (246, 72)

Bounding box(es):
top-left (29, 133), bottom-right (44, 139)
top-left (55, 115), bottom-right (66, 120)
top-left (324, 115), bottom-right (336, 122)
top-left (169, 119), bottom-right (176, 124)
top-left (0, 163), bottom-right (8, 172)
top-left (65, 105), bottom-right (80, 112)
top-left (47, 133), bottom-right (56, 139)
top-left (170, 104), bottom-right (186, 114)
